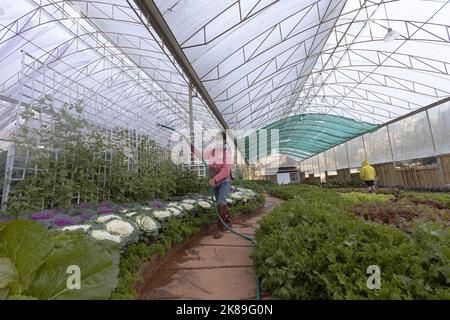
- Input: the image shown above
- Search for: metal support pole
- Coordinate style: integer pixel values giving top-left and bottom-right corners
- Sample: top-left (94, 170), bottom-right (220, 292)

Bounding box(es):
top-left (362, 134), bottom-right (368, 160)
top-left (188, 82), bottom-right (194, 166)
top-left (1, 51), bottom-right (26, 211)
top-left (386, 125), bottom-right (397, 187)
top-left (425, 109), bottom-right (445, 187)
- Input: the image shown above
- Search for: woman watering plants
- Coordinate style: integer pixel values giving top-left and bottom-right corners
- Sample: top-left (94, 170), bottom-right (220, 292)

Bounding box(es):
top-left (192, 131), bottom-right (233, 239)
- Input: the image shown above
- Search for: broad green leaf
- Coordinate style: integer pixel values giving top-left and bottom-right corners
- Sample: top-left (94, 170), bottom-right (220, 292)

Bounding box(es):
top-left (26, 232), bottom-right (119, 300)
top-left (0, 220), bottom-right (53, 291)
top-left (0, 257), bottom-right (17, 289)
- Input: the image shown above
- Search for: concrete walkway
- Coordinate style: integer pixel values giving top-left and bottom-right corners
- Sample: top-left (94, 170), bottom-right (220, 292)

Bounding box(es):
top-left (138, 194), bottom-right (284, 300)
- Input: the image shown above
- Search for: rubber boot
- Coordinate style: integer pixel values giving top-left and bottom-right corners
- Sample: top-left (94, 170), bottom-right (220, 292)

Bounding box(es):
top-left (214, 204), bottom-right (228, 239)
top-left (224, 204), bottom-right (232, 227)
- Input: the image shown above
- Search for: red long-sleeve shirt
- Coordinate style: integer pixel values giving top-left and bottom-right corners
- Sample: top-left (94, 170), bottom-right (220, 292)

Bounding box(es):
top-left (192, 145), bottom-right (232, 184)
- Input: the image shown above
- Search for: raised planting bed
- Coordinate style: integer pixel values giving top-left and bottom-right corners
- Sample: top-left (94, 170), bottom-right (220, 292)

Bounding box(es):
top-left (351, 199), bottom-right (450, 232)
top-left (0, 187), bottom-right (264, 300)
top-left (254, 185), bottom-right (449, 299)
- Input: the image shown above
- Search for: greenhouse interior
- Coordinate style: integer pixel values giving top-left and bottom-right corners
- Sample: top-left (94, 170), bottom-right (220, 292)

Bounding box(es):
top-left (0, 0), bottom-right (449, 302)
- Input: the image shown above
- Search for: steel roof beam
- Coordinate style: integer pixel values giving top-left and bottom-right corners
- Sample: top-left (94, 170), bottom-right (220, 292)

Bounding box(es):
top-left (133, 0), bottom-right (228, 130)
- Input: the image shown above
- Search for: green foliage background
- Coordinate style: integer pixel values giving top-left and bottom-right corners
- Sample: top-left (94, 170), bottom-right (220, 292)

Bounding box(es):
top-left (5, 98), bottom-right (206, 215)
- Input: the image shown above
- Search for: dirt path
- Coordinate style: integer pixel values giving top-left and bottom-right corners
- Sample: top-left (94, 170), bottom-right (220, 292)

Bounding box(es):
top-left (138, 194), bottom-right (284, 300)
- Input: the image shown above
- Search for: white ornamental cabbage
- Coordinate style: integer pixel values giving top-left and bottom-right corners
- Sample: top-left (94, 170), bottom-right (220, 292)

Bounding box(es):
top-left (135, 216), bottom-right (159, 233)
top-left (198, 201), bottom-right (211, 209)
top-left (168, 207), bottom-right (182, 217)
top-left (230, 193), bottom-right (243, 200)
top-left (125, 211), bottom-right (138, 218)
top-left (182, 199), bottom-right (196, 205)
top-left (105, 219), bottom-right (134, 236)
top-left (153, 210), bottom-right (172, 220)
top-left (91, 230), bottom-right (122, 243)
top-left (96, 214), bottom-right (122, 223)
top-left (62, 224), bottom-right (91, 232)
top-left (140, 206), bottom-right (153, 211)
top-left (181, 203), bottom-right (195, 211)
top-left (167, 202), bottom-right (179, 207)
top-left (226, 198), bottom-right (234, 204)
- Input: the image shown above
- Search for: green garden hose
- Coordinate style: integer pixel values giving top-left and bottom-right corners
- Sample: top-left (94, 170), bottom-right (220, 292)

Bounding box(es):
top-left (157, 123), bottom-right (262, 299)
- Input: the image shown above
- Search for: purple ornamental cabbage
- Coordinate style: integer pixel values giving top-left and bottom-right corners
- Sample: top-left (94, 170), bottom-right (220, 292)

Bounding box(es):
top-left (151, 200), bottom-right (165, 209)
top-left (52, 208), bottom-right (66, 214)
top-left (98, 206), bottom-right (115, 215)
top-left (78, 211), bottom-right (94, 222)
top-left (75, 202), bottom-right (92, 209)
top-left (0, 215), bottom-right (15, 223)
top-left (31, 210), bottom-right (57, 221)
top-left (52, 214), bottom-right (77, 227)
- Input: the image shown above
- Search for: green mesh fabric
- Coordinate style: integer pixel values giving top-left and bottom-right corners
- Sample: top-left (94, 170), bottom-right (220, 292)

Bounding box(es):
top-left (241, 114), bottom-right (379, 162)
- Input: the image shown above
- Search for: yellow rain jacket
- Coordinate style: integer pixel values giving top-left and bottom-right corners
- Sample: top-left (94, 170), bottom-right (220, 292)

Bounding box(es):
top-left (360, 160), bottom-right (376, 181)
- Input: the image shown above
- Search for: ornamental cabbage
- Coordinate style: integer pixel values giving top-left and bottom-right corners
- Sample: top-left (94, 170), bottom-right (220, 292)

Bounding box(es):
top-left (96, 214), bottom-right (121, 223)
top-left (181, 203), bottom-right (195, 211)
top-left (135, 216), bottom-right (159, 233)
top-left (153, 210), bottom-right (172, 220)
top-left (230, 193), bottom-right (243, 200)
top-left (90, 230), bottom-right (121, 243)
top-left (182, 199), bottom-right (196, 205)
top-left (168, 207), bottom-right (182, 217)
top-left (61, 224), bottom-right (91, 232)
top-left (105, 220), bottom-right (134, 236)
top-left (31, 211), bottom-right (57, 221)
top-left (125, 211), bottom-right (138, 218)
top-left (167, 202), bottom-right (179, 207)
top-left (198, 201), bottom-right (211, 209)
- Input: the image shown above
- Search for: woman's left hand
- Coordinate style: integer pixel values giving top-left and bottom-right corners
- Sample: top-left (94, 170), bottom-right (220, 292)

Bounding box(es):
top-left (208, 179), bottom-right (215, 187)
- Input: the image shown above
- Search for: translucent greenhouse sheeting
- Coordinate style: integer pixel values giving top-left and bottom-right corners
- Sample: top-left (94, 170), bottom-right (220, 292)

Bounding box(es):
top-left (362, 126), bottom-right (393, 165)
top-left (0, 0), bottom-right (221, 150)
top-left (240, 113), bottom-right (378, 162)
top-left (318, 152), bottom-right (327, 172)
top-left (388, 111), bottom-right (435, 162)
top-left (346, 136), bottom-right (366, 168)
top-left (0, 0), bottom-right (449, 162)
top-left (155, 0), bottom-right (348, 129)
top-left (428, 100), bottom-right (450, 155)
top-left (325, 148), bottom-right (337, 172)
top-left (299, 98), bottom-right (450, 172)
top-left (295, 0), bottom-right (450, 125)
top-left (154, 0), bottom-right (450, 131)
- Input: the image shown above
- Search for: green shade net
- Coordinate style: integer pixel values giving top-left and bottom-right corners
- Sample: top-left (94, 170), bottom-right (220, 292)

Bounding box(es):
top-left (240, 114), bottom-right (379, 162)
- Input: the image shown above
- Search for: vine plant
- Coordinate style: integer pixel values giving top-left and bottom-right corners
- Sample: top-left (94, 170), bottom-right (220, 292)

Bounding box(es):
top-left (5, 96), bottom-right (205, 215)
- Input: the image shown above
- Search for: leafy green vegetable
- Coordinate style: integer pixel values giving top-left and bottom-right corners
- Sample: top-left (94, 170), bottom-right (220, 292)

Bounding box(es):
top-left (0, 220), bottom-right (119, 300)
top-left (255, 185), bottom-right (450, 299)
top-left (0, 259), bottom-right (14, 299)
top-left (27, 232), bottom-right (119, 300)
top-left (0, 220), bottom-right (54, 291)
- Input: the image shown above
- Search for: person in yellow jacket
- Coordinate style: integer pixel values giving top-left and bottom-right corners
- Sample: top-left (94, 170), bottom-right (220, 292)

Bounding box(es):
top-left (360, 160), bottom-right (377, 192)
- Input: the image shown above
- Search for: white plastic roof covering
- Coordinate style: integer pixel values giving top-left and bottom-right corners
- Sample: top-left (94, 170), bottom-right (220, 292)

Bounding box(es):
top-left (154, 0), bottom-right (450, 128)
top-left (1, 0), bottom-right (450, 156)
top-left (0, 0), bottom-right (221, 147)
